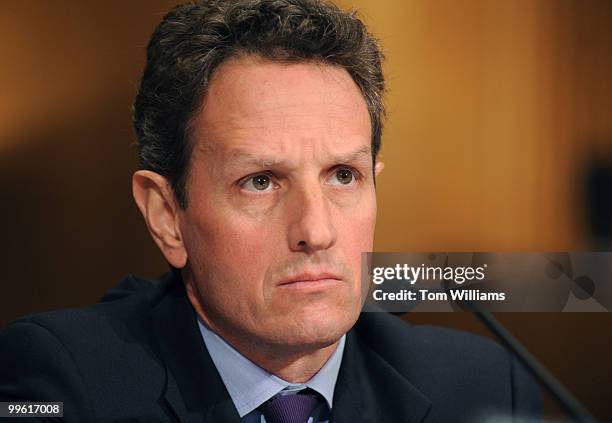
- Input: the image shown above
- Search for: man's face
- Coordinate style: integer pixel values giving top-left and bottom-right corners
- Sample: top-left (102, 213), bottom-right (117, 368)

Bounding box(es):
top-left (180, 56), bottom-right (378, 355)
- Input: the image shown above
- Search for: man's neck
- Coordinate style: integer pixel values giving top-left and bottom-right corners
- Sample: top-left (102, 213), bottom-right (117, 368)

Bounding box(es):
top-left (236, 339), bottom-right (340, 384)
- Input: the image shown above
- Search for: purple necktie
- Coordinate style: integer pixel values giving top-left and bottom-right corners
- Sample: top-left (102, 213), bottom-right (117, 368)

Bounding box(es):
top-left (261, 391), bottom-right (320, 423)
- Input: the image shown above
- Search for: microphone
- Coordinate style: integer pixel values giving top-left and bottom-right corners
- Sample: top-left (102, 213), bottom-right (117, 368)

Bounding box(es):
top-left (462, 299), bottom-right (597, 423)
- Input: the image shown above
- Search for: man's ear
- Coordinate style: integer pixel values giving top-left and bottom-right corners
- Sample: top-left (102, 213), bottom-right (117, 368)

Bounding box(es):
top-left (374, 160), bottom-right (385, 177)
top-left (132, 170), bottom-right (187, 268)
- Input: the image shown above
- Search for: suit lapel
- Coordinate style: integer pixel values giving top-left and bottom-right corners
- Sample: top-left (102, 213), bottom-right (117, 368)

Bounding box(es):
top-left (331, 325), bottom-right (432, 423)
top-left (150, 272), bottom-right (241, 423)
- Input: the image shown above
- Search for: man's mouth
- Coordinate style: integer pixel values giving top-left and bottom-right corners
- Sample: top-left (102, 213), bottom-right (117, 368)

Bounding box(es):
top-left (277, 271), bottom-right (343, 288)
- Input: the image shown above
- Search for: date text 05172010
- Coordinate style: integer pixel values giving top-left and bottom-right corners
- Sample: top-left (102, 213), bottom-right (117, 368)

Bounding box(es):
top-left (0, 402), bottom-right (63, 418)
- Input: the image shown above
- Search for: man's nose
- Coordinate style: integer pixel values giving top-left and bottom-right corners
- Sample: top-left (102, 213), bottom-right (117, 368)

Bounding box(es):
top-left (287, 184), bottom-right (337, 253)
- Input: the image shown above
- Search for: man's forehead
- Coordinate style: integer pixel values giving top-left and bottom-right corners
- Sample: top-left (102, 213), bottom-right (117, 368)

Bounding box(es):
top-left (193, 57), bottom-right (371, 128)
top-left (188, 56), bottom-right (373, 168)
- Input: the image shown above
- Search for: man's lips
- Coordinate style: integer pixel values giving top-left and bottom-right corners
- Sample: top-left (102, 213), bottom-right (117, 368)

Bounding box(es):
top-left (277, 272), bottom-right (343, 287)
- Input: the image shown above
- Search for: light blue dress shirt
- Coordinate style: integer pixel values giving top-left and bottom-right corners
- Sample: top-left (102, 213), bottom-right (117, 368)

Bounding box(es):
top-left (198, 319), bottom-right (345, 423)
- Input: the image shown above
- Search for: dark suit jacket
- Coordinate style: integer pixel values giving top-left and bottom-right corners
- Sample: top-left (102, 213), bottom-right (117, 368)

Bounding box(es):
top-left (0, 271), bottom-right (540, 422)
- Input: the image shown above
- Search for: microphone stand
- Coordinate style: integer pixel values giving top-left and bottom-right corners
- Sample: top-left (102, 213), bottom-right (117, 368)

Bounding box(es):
top-left (463, 299), bottom-right (597, 423)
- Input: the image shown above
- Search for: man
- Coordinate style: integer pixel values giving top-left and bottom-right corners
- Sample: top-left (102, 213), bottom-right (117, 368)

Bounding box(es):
top-left (0, 1), bottom-right (540, 422)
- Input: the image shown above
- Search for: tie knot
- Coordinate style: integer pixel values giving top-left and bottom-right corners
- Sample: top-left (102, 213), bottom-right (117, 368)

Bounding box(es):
top-left (261, 390), bottom-right (321, 423)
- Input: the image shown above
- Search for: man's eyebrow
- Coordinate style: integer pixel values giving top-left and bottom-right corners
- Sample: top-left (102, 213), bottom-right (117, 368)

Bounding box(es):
top-left (332, 146), bottom-right (372, 164)
top-left (224, 145), bottom-right (372, 168)
top-left (225, 149), bottom-right (282, 168)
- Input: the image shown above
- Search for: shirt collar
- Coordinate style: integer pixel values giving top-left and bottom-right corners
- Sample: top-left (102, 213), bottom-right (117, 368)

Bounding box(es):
top-left (197, 318), bottom-right (345, 418)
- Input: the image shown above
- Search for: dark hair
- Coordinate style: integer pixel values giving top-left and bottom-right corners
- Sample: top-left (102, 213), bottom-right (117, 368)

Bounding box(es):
top-left (133, 0), bottom-right (385, 208)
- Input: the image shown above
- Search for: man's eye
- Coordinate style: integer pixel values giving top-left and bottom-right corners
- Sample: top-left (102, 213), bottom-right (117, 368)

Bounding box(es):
top-left (329, 167), bottom-right (355, 186)
top-left (240, 174), bottom-right (275, 192)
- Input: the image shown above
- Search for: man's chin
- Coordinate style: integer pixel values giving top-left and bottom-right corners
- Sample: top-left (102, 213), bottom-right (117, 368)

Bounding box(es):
top-left (270, 309), bottom-right (359, 350)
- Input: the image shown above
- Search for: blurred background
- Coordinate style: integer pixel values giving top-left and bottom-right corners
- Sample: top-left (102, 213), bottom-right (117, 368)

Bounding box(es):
top-left (1, 0), bottom-right (611, 420)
